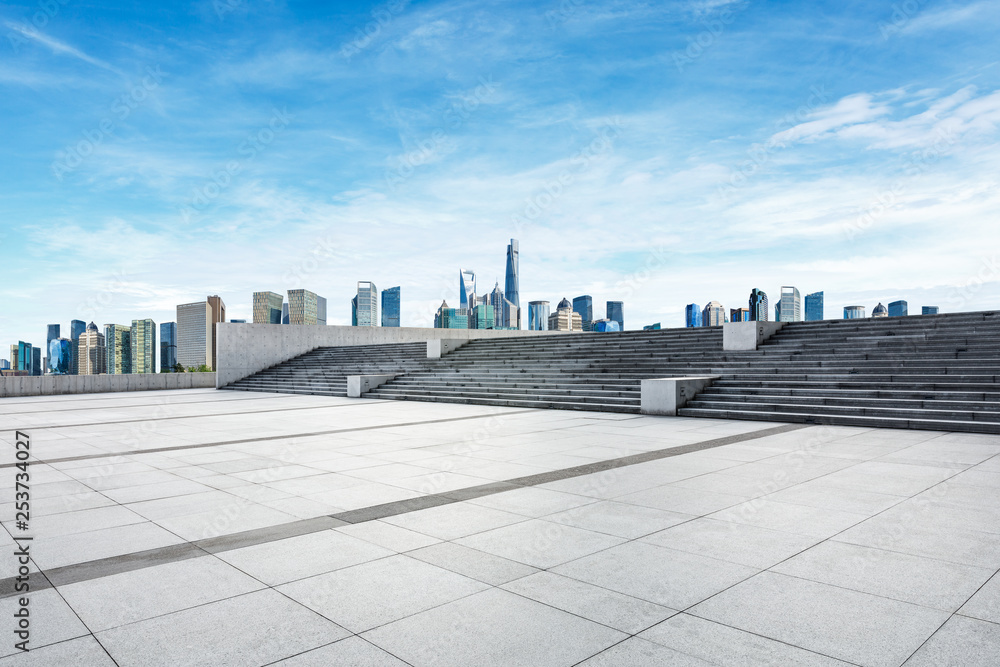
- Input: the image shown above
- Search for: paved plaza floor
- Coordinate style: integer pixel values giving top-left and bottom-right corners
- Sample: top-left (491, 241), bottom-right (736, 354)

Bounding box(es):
top-left (1, 388), bottom-right (999, 666)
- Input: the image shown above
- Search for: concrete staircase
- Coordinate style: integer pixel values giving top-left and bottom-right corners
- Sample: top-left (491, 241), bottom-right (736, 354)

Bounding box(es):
top-left (678, 311), bottom-right (1000, 433)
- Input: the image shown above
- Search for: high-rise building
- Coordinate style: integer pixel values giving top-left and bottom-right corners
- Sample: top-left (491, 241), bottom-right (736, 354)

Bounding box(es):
top-left (844, 305), bottom-right (866, 319)
top-left (317, 296), bottom-right (327, 326)
top-left (351, 295), bottom-right (358, 326)
top-left (433, 301), bottom-right (468, 329)
top-left (730, 308), bottom-right (751, 322)
top-left (888, 300), bottom-right (908, 317)
top-left (48, 338), bottom-right (71, 375)
top-left (505, 239), bottom-right (519, 323)
top-left (105, 324), bottom-right (132, 375)
top-left (354, 282), bottom-right (378, 326)
top-left (470, 303), bottom-right (495, 329)
top-left (573, 296), bottom-right (594, 332)
top-left (775, 302), bottom-right (782, 321)
top-left (549, 298), bottom-right (583, 331)
top-left (0, 360), bottom-right (8, 370)
top-left (872, 303), bottom-right (888, 318)
top-left (528, 301), bottom-right (550, 331)
top-left (488, 283), bottom-right (517, 329)
top-left (702, 301), bottom-right (726, 327)
top-left (177, 297), bottom-right (225, 370)
top-left (230, 319), bottom-right (246, 323)
top-left (593, 319), bottom-right (620, 332)
top-left (252, 291), bottom-right (284, 324)
top-left (31, 346), bottom-right (41, 376)
top-left (287, 289), bottom-right (320, 326)
top-left (15, 341), bottom-right (32, 374)
top-left (70, 319), bottom-right (86, 375)
top-left (382, 286), bottom-right (401, 327)
top-left (9, 344), bottom-right (19, 372)
top-left (643, 323), bottom-right (661, 331)
top-left (77, 322), bottom-right (106, 375)
top-left (131, 318), bottom-right (157, 374)
top-left (459, 269), bottom-right (477, 310)
top-left (685, 304), bottom-right (703, 328)
top-left (160, 322), bottom-right (177, 372)
top-left (805, 291), bottom-right (824, 322)
top-left (779, 287), bottom-right (801, 322)
top-left (607, 301), bottom-right (624, 331)
top-left (749, 288), bottom-right (769, 322)
top-left (281, 303), bottom-right (289, 324)
top-left (922, 306), bottom-right (940, 315)
top-left (47, 324), bottom-right (60, 348)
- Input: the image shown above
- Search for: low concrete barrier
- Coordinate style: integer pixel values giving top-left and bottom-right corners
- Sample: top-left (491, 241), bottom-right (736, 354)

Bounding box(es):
top-left (640, 376), bottom-right (719, 416)
top-left (723, 321), bottom-right (785, 351)
top-left (0, 373), bottom-right (217, 398)
top-left (427, 339), bottom-right (470, 359)
top-left (347, 374), bottom-right (399, 398)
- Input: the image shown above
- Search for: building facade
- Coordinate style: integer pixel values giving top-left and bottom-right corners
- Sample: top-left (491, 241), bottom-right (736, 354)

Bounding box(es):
top-left (805, 291), bottom-right (824, 322)
top-left (549, 298), bottom-right (583, 331)
top-left (685, 304), bottom-right (703, 328)
top-left (433, 301), bottom-right (469, 329)
top-left (252, 291), bottom-right (284, 324)
top-left (177, 297), bottom-right (225, 370)
top-left (528, 301), bottom-right (550, 331)
top-left (469, 303), bottom-right (495, 329)
top-left (131, 318), bottom-right (157, 374)
top-left (381, 286), bottom-right (401, 327)
top-left (77, 322), bottom-right (106, 375)
top-left (888, 300), bottom-right (908, 317)
top-left (844, 305), bottom-right (866, 319)
top-left (70, 319), bottom-right (86, 375)
top-left (160, 322), bottom-right (177, 372)
top-left (779, 286), bottom-right (802, 322)
top-left (730, 308), bottom-right (751, 322)
top-left (702, 301), bottom-right (726, 327)
top-left (287, 289), bottom-right (321, 326)
top-left (922, 306), bottom-right (939, 315)
top-left (607, 301), bottom-right (624, 331)
top-left (593, 318), bottom-right (620, 332)
top-left (573, 295), bottom-right (594, 332)
top-left (354, 282), bottom-right (378, 326)
top-left (505, 239), bottom-right (519, 326)
top-left (48, 338), bottom-right (72, 375)
top-left (749, 288), bottom-right (769, 322)
top-left (872, 303), bottom-right (888, 318)
top-left (459, 269), bottom-right (477, 310)
top-left (105, 324), bottom-right (132, 375)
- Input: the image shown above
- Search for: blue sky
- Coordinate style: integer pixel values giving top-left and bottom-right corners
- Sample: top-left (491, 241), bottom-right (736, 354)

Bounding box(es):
top-left (2, 0), bottom-right (999, 350)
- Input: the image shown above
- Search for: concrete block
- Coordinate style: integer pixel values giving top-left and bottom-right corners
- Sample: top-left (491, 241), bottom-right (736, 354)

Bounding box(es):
top-left (427, 339), bottom-right (470, 359)
top-left (347, 374), bottom-right (399, 398)
top-left (641, 376), bottom-right (719, 416)
top-left (723, 322), bottom-right (785, 351)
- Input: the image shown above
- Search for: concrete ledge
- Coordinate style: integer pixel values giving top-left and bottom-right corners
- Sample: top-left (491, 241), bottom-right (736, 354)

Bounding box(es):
top-left (641, 376), bottom-right (719, 416)
top-left (0, 373), bottom-right (216, 398)
top-left (723, 321), bottom-right (785, 351)
top-left (427, 339), bottom-right (470, 359)
top-left (347, 374), bottom-right (400, 398)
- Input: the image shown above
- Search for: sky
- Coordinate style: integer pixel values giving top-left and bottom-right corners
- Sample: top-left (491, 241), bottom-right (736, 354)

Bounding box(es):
top-left (2, 0), bottom-right (999, 353)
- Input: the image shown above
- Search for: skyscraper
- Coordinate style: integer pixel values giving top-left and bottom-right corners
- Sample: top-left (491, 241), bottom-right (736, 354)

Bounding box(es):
top-left (805, 291), bottom-right (824, 322)
top-left (470, 303), bottom-right (495, 329)
top-left (702, 301), bottom-right (726, 326)
top-left (528, 301), bottom-right (550, 331)
top-left (730, 308), bottom-right (751, 322)
top-left (593, 319), bottom-right (620, 332)
top-left (252, 291), bottom-right (284, 324)
top-left (488, 283), bottom-right (518, 329)
top-left (459, 269), bottom-right (477, 310)
top-left (354, 282), bottom-right (378, 326)
top-left (573, 295), bottom-right (594, 332)
top-left (351, 295), bottom-right (358, 326)
top-left (844, 305), bottom-right (866, 319)
top-left (749, 288), bottom-right (769, 322)
top-left (49, 338), bottom-right (71, 375)
top-left (434, 301), bottom-right (469, 329)
top-left (549, 298), bottom-right (583, 331)
top-left (160, 322), bottom-right (177, 372)
top-left (381, 286), bottom-right (401, 327)
top-left (872, 303), bottom-right (888, 318)
top-left (70, 319), bottom-right (86, 375)
top-left (317, 296), bottom-right (327, 326)
top-left (282, 303), bottom-right (289, 324)
top-left (685, 304), bottom-right (703, 328)
top-left (105, 324), bottom-right (132, 375)
top-left (177, 297), bottom-right (225, 370)
top-left (31, 346), bottom-right (41, 376)
top-left (287, 290), bottom-right (320, 325)
top-left (505, 239), bottom-right (519, 323)
top-left (888, 300), bottom-right (908, 317)
top-left (779, 287), bottom-right (802, 322)
top-left (922, 306), bottom-right (940, 315)
top-left (47, 324), bottom-right (60, 349)
top-left (607, 301), bottom-right (624, 331)
top-left (77, 322), bottom-right (106, 375)
top-left (131, 318), bottom-right (157, 374)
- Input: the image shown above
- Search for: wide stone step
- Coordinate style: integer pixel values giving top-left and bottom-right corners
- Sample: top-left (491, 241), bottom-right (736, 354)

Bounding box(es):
top-left (676, 407), bottom-right (1000, 434)
top-left (364, 392), bottom-right (640, 413)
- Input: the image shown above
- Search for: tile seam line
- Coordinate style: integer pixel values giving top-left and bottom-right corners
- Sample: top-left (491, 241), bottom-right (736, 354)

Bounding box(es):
top-left (0, 392), bottom-right (299, 416)
top-left (0, 423), bottom-right (808, 599)
top-left (0, 408), bottom-right (545, 468)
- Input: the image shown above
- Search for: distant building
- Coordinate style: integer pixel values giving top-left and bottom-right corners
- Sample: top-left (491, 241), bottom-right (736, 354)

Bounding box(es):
top-left (253, 291), bottom-right (284, 324)
top-left (593, 319), bottom-right (620, 332)
top-left (872, 303), bottom-right (888, 318)
top-left (131, 319), bottom-right (156, 374)
top-left (70, 319), bottom-right (86, 375)
top-left (105, 324), bottom-right (132, 375)
top-left (77, 322), bottom-right (106, 375)
top-left (470, 303), bottom-right (495, 329)
top-left (281, 303), bottom-right (289, 324)
top-left (160, 322), bottom-right (177, 372)
top-left (922, 306), bottom-right (939, 315)
top-left (459, 269), bottom-right (477, 310)
top-left (177, 296), bottom-right (225, 370)
top-left (350, 282), bottom-right (377, 327)
top-left (287, 289), bottom-right (322, 326)
top-left (0, 359), bottom-right (8, 370)
top-left (888, 300), bottom-right (908, 317)
top-left (230, 319), bottom-right (246, 323)
top-left (685, 304), bottom-right (703, 328)
top-left (573, 296), bottom-right (594, 332)
top-left (505, 239), bottom-right (519, 326)
top-left (643, 323), bottom-right (661, 331)
top-left (805, 291), bottom-right (824, 322)
top-left (434, 301), bottom-right (468, 329)
top-left (488, 283), bottom-right (518, 329)
top-left (47, 324), bottom-right (60, 350)
top-left (730, 308), bottom-right (751, 323)
top-left (749, 288), bottom-right (769, 322)
top-left (549, 298), bottom-right (583, 331)
top-left (702, 301), bottom-right (726, 327)
top-left (317, 296), bottom-right (327, 326)
top-left (31, 346), bottom-right (41, 376)
top-left (48, 338), bottom-right (72, 375)
top-left (528, 301), bottom-right (550, 331)
top-left (607, 301), bottom-right (624, 331)
top-left (382, 286), bottom-right (401, 327)
top-left (779, 287), bottom-right (801, 322)
top-left (844, 305), bottom-right (866, 319)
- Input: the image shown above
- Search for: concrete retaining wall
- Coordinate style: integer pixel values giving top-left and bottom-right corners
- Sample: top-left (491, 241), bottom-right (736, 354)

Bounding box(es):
top-left (0, 373), bottom-right (217, 398)
top-left (216, 323), bottom-right (573, 388)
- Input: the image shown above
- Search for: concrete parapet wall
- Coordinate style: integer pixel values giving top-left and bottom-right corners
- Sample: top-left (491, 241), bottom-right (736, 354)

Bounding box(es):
top-left (215, 323), bottom-right (571, 388)
top-left (0, 373), bottom-right (217, 398)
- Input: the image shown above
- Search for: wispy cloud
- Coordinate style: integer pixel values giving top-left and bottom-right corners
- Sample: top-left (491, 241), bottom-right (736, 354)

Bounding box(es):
top-left (4, 21), bottom-right (125, 77)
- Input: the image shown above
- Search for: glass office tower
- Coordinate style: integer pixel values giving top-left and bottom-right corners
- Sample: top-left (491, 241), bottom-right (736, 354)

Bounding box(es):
top-left (528, 301), bottom-right (550, 331)
top-left (354, 282), bottom-right (378, 326)
top-left (459, 269), bottom-right (477, 310)
top-left (805, 291), bottom-right (824, 322)
top-left (382, 287), bottom-right (401, 327)
top-left (131, 318), bottom-right (157, 374)
top-left (922, 306), bottom-right (939, 315)
top-left (573, 295), bottom-right (593, 332)
top-left (844, 305), bottom-right (866, 319)
top-left (160, 322), bottom-right (177, 372)
top-left (105, 324), bottom-right (132, 375)
top-left (49, 338), bottom-right (72, 375)
top-left (779, 286), bottom-right (802, 322)
top-left (702, 301), bottom-right (726, 326)
top-left (685, 304), bottom-right (702, 328)
top-left (287, 290), bottom-right (320, 325)
top-left (505, 239), bottom-right (519, 314)
top-left (888, 300), bottom-right (908, 317)
top-left (252, 291), bottom-right (284, 324)
top-left (70, 319), bottom-right (86, 375)
top-left (749, 288), bottom-right (769, 322)
top-left (607, 301), bottom-right (624, 331)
